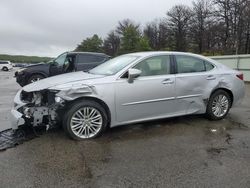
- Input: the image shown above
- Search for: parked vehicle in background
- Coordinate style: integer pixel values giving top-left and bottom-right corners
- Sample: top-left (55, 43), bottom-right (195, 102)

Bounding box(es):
top-left (14, 52), bottom-right (110, 86)
top-left (0, 60), bottom-right (13, 71)
top-left (10, 52), bottom-right (245, 140)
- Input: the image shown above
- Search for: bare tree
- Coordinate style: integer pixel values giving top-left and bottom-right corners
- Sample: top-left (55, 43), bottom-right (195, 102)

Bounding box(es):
top-left (143, 19), bottom-right (168, 50)
top-left (103, 31), bottom-right (120, 56)
top-left (213, 0), bottom-right (249, 54)
top-left (190, 0), bottom-right (213, 53)
top-left (243, 1), bottom-right (250, 53)
top-left (166, 5), bottom-right (193, 51)
top-left (230, 0), bottom-right (248, 54)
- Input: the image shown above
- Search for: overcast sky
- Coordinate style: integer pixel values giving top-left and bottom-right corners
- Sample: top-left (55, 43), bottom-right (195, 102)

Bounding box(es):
top-left (0, 0), bottom-right (191, 57)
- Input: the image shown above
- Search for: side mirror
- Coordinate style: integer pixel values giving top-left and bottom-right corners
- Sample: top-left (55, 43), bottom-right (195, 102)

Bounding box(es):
top-left (128, 68), bottom-right (141, 83)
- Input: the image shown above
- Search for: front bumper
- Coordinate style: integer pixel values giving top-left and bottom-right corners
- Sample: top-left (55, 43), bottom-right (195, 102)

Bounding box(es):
top-left (11, 88), bottom-right (64, 131)
top-left (10, 109), bottom-right (25, 130)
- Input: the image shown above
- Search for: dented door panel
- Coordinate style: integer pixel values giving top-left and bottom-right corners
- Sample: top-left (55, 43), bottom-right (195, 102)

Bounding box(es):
top-left (175, 72), bottom-right (219, 114)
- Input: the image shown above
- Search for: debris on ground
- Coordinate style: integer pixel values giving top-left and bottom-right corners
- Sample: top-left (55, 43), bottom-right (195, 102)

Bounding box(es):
top-left (0, 126), bottom-right (45, 151)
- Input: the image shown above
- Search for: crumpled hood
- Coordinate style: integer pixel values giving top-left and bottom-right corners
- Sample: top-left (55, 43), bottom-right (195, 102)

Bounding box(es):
top-left (23, 71), bottom-right (105, 92)
top-left (27, 62), bottom-right (45, 67)
top-left (25, 63), bottom-right (49, 70)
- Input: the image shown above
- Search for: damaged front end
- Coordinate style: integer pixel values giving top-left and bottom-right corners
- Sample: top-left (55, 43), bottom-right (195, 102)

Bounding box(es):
top-left (10, 89), bottom-right (65, 130)
top-left (10, 71), bottom-right (101, 131)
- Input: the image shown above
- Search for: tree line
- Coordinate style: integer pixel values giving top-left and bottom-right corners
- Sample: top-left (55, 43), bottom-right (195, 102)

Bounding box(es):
top-left (0, 54), bottom-right (51, 63)
top-left (75, 0), bottom-right (250, 56)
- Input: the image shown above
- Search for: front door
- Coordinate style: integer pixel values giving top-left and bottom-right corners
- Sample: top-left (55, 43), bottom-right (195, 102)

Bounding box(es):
top-left (115, 55), bottom-right (176, 123)
top-left (49, 52), bottom-right (67, 76)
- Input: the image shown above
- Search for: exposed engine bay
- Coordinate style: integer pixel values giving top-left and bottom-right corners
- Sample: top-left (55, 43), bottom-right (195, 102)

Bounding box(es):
top-left (17, 90), bottom-right (65, 129)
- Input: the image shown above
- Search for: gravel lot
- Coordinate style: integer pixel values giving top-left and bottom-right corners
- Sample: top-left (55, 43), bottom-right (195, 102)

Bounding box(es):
top-left (0, 69), bottom-right (250, 188)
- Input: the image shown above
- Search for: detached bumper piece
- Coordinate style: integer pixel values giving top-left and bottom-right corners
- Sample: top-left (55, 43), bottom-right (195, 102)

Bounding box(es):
top-left (0, 125), bottom-right (47, 152)
top-left (1, 109), bottom-right (28, 151)
top-left (0, 129), bottom-right (25, 151)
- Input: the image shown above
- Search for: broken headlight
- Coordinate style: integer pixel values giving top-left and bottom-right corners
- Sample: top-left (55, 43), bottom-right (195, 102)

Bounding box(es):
top-left (55, 96), bottom-right (64, 103)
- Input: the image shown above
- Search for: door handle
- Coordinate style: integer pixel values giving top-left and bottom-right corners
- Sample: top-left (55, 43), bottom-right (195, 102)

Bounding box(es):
top-left (206, 75), bottom-right (216, 80)
top-left (162, 78), bottom-right (174, 84)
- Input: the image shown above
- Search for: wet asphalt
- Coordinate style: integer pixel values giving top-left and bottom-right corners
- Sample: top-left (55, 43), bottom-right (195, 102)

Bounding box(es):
top-left (0, 69), bottom-right (250, 188)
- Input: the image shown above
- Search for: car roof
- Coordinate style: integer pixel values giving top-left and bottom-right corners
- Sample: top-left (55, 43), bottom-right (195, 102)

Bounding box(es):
top-left (125, 51), bottom-right (218, 64)
top-left (68, 51), bottom-right (110, 57)
top-left (126, 51), bottom-right (203, 57)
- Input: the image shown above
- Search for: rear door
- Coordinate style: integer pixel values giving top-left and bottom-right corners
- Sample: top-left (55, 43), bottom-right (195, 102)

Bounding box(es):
top-left (76, 54), bottom-right (107, 72)
top-left (174, 55), bottom-right (216, 114)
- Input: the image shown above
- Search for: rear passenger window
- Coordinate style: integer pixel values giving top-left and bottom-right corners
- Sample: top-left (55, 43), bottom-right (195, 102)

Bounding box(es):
top-left (176, 55), bottom-right (214, 73)
top-left (78, 55), bottom-right (105, 64)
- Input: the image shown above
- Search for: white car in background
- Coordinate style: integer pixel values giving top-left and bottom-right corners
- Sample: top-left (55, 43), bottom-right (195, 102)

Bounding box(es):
top-left (0, 60), bottom-right (13, 71)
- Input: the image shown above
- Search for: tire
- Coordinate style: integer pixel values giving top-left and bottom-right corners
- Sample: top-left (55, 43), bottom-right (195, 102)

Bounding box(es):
top-left (27, 74), bottom-right (45, 84)
top-left (206, 90), bottom-right (232, 120)
top-left (2, 67), bottom-right (8, 71)
top-left (63, 100), bottom-right (108, 140)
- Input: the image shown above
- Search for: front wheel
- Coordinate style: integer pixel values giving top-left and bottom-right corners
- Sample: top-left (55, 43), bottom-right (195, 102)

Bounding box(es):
top-left (63, 100), bottom-right (108, 140)
top-left (206, 90), bottom-right (231, 120)
top-left (27, 74), bottom-right (45, 84)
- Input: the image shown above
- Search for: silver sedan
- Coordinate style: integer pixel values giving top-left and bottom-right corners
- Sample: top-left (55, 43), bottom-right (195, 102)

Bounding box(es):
top-left (11, 52), bottom-right (245, 140)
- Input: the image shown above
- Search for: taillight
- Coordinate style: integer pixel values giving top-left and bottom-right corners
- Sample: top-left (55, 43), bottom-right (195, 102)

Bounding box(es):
top-left (236, 73), bottom-right (244, 81)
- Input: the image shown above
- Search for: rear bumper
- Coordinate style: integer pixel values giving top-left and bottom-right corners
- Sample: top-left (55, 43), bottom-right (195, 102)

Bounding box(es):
top-left (10, 109), bottom-right (25, 130)
top-left (231, 81), bottom-right (245, 107)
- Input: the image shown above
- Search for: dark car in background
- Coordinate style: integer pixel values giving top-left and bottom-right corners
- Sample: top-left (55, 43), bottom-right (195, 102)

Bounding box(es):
top-left (15, 52), bottom-right (110, 86)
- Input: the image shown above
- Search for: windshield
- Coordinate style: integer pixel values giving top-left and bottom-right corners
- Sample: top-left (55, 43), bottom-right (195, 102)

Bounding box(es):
top-left (89, 55), bottom-right (138, 75)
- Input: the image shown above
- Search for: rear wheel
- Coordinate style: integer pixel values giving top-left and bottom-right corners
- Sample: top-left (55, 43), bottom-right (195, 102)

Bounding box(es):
top-left (27, 74), bottom-right (45, 84)
top-left (206, 90), bottom-right (231, 120)
top-left (63, 100), bottom-right (108, 140)
top-left (2, 67), bottom-right (8, 71)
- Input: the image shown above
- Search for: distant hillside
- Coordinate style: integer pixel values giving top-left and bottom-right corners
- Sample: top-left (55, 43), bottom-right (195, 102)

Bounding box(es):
top-left (0, 54), bottom-right (53, 63)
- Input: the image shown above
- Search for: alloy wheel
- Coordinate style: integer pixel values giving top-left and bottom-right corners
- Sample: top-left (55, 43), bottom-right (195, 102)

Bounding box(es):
top-left (70, 107), bottom-right (103, 138)
top-left (211, 94), bottom-right (229, 117)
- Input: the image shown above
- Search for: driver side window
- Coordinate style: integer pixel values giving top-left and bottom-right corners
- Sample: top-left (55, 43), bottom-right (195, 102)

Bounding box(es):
top-left (133, 55), bottom-right (171, 76)
top-left (54, 53), bottom-right (67, 66)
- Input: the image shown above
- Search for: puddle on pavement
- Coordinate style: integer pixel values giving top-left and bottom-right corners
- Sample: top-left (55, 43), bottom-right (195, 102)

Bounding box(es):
top-left (108, 115), bottom-right (248, 138)
top-left (0, 114), bottom-right (248, 152)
